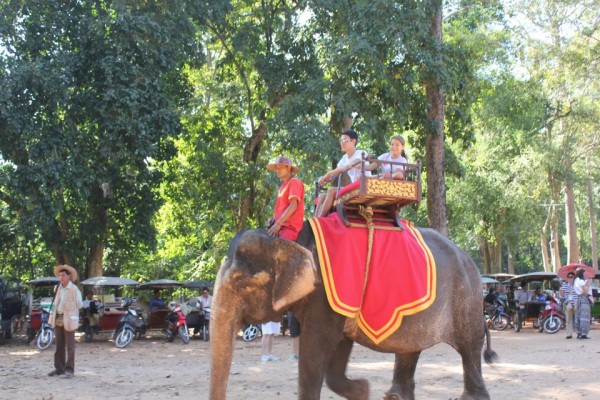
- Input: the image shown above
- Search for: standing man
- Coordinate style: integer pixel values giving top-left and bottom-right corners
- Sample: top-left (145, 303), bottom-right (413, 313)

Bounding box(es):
top-left (195, 287), bottom-right (213, 336)
top-left (559, 272), bottom-right (577, 339)
top-left (48, 264), bottom-right (83, 378)
top-left (265, 156), bottom-right (305, 241)
top-left (262, 156), bottom-right (305, 362)
top-left (514, 281), bottom-right (529, 330)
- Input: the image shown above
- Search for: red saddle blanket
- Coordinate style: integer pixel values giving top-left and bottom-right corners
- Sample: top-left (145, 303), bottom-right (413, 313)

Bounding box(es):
top-left (308, 213), bottom-right (436, 344)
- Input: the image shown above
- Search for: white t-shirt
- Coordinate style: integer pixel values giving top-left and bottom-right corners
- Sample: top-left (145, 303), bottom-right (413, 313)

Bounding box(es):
top-left (573, 277), bottom-right (592, 301)
top-left (377, 152), bottom-right (407, 174)
top-left (337, 149), bottom-right (370, 183)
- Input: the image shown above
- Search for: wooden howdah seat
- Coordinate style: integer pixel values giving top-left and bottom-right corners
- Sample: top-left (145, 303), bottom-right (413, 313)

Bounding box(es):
top-left (327, 153), bottom-right (422, 230)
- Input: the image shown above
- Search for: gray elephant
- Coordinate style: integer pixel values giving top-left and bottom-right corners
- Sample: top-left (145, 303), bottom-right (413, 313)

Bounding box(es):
top-left (209, 224), bottom-right (496, 400)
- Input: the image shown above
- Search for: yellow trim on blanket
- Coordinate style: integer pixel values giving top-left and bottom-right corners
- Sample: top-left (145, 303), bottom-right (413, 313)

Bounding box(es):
top-left (309, 217), bottom-right (437, 344)
top-left (308, 218), bottom-right (359, 317)
top-left (358, 224), bottom-right (437, 343)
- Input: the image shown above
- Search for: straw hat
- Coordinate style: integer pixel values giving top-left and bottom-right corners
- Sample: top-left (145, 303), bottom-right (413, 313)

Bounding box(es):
top-left (53, 264), bottom-right (78, 282)
top-left (265, 156), bottom-right (300, 174)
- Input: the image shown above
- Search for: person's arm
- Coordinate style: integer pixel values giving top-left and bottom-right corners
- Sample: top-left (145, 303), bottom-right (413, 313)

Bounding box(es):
top-left (318, 159), bottom-right (362, 185)
top-left (76, 288), bottom-right (83, 309)
top-left (268, 198), bottom-right (298, 236)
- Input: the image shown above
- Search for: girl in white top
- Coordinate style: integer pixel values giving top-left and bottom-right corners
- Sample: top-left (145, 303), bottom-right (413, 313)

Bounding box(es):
top-left (364, 135), bottom-right (408, 179)
top-left (376, 135), bottom-right (407, 179)
top-left (573, 268), bottom-right (593, 339)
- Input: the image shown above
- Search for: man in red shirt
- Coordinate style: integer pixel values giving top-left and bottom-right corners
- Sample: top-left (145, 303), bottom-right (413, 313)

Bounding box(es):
top-left (266, 156), bottom-right (305, 241)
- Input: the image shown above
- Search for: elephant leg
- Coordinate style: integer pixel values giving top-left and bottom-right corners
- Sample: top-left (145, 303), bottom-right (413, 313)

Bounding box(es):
top-left (325, 337), bottom-right (369, 400)
top-left (456, 342), bottom-right (490, 400)
top-left (297, 315), bottom-right (347, 400)
top-left (383, 351), bottom-right (421, 400)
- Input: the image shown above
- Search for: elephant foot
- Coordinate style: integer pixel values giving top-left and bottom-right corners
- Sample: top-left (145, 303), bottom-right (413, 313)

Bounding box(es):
top-left (329, 378), bottom-right (369, 400)
top-left (459, 390), bottom-right (490, 400)
top-left (383, 389), bottom-right (412, 400)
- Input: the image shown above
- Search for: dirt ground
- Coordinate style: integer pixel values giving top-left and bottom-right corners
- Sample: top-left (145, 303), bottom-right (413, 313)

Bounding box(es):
top-left (1, 324), bottom-right (598, 400)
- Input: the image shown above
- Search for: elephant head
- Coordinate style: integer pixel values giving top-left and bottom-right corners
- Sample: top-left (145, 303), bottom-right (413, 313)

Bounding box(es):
top-left (209, 229), bottom-right (317, 400)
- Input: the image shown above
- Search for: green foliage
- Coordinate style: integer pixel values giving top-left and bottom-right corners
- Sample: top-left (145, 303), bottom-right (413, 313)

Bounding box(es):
top-left (1, 0), bottom-right (598, 282)
top-left (0, 0), bottom-right (198, 275)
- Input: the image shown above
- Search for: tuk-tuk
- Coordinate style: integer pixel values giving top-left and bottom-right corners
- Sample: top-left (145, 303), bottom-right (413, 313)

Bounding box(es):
top-left (25, 277), bottom-right (59, 344)
top-left (79, 276), bottom-right (141, 342)
top-left (0, 276), bottom-right (24, 342)
top-left (183, 280), bottom-right (214, 340)
top-left (136, 279), bottom-right (184, 331)
top-left (509, 271), bottom-right (562, 332)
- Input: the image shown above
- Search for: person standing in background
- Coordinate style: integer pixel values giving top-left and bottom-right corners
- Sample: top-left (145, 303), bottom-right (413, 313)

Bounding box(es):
top-left (48, 265), bottom-right (83, 378)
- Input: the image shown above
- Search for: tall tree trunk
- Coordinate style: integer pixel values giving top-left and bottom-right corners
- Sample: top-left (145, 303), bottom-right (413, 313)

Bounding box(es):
top-left (587, 158), bottom-right (598, 269)
top-left (480, 237), bottom-right (491, 275)
top-left (564, 173), bottom-right (578, 263)
top-left (238, 117), bottom-right (268, 231)
top-left (87, 244), bottom-right (104, 278)
top-left (492, 239), bottom-right (502, 274)
top-left (550, 203), bottom-right (561, 272)
top-left (548, 169), bottom-right (562, 272)
top-left (425, 0), bottom-right (448, 237)
top-left (507, 244), bottom-right (515, 275)
top-left (86, 185), bottom-right (108, 278)
top-left (541, 209), bottom-right (552, 271)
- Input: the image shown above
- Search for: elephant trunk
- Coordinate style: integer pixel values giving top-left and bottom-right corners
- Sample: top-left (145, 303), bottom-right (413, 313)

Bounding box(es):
top-left (209, 285), bottom-right (240, 400)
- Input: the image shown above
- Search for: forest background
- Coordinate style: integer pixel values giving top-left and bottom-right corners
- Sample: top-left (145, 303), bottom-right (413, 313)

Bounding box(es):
top-left (1, 0), bottom-right (598, 284)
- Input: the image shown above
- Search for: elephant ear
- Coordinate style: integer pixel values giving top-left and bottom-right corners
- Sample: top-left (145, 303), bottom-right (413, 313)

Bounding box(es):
top-left (270, 237), bottom-right (317, 312)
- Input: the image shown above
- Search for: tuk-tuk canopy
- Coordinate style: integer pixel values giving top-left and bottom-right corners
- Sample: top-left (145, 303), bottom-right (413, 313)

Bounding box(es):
top-left (137, 279), bottom-right (184, 289)
top-left (508, 271), bottom-right (557, 283)
top-left (183, 280), bottom-right (214, 289)
top-left (80, 276), bottom-right (139, 287)
top-left (27, 277), bottom-right (60, 285)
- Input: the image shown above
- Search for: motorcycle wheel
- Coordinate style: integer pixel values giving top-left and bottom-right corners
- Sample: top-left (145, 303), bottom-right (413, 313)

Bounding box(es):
top-left (178, 325), bottom-right (190, 344)
top-left (115, 328), bottom-right (135, 348)
top-left (202, 324), bottom-right (209, 342)
top-left (512, 313), bottom-right (521, 332)
top-left (493, 315), bottom-right (510, 331)
top-left (543, 315), bottom-right (563, 334)
top-left (83, 321), bottom-right (93, 343)
top-left (36, 327), bottom-right (54, 351)
top-left (242, 324), bottom-right (260, 342)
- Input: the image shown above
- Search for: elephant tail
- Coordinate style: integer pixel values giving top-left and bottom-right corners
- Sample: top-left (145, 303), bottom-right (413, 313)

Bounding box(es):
top-left (483, 318), bottom-right (498, 364)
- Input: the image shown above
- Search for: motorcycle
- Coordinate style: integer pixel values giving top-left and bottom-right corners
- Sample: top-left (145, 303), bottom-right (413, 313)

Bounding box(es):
top-left (113, 298), bottom-right (146, 348)
top-left (201, 306), bottom-right (211, 341)
top-left (484, 300), bottom-right (511, 331)
top-left (164, 301), bottom-right (190, 344)
top-left (35, 307), bottom-right (54, 350)
top-left (242, 324), bottom-right (261, 342)
top-left (536, 295), bottom-right (565, 334)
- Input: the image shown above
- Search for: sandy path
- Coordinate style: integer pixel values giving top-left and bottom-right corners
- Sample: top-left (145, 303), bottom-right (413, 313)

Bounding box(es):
top-left (1, 325), bottom-right (598, 400)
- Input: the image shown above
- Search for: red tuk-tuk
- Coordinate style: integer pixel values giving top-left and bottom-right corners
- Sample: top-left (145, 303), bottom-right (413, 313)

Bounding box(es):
top-left (79, 276), bottom-right (141, 342)
top-left (25, 277), bottom-right (59, 345)
top-left (136, 279), bottom-right (185, 331)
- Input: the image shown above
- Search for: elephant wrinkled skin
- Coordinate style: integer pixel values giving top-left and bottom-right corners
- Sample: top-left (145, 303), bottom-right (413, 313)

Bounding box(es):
top-left (209, 223), bottom-right (496, 400)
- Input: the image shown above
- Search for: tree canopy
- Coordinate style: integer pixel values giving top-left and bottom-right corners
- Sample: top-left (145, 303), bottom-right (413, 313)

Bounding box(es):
top-left (1, 0), bottom-right (598, 281)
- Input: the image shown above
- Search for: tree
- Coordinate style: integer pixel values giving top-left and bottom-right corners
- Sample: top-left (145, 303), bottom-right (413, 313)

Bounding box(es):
top-left (0, 0), bottom-right (198, 277)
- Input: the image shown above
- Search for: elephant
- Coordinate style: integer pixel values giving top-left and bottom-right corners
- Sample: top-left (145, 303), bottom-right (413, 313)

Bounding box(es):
top-left (209, 223), bottom-right (497, 400)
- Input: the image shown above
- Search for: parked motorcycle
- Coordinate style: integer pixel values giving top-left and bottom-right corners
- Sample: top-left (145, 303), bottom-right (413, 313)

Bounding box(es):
top-left (113, 298), bottom-right (146, 348)
top-left (201, 306), bottom-right (211, 342)
top-left (35, 307), bottom-right (54, 350)
top-left (536, 295), bottom-right (565, 334)
top-left (164, 301), bottom-right (190, 344)
top-left (242, 324), bottom-right (261, 342)
top-left (484, 300), bottom-right (511, 331)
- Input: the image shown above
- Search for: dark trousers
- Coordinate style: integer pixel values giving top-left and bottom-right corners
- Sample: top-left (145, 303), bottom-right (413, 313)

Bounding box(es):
top-left (54, 324), bottom-right (76, 373)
